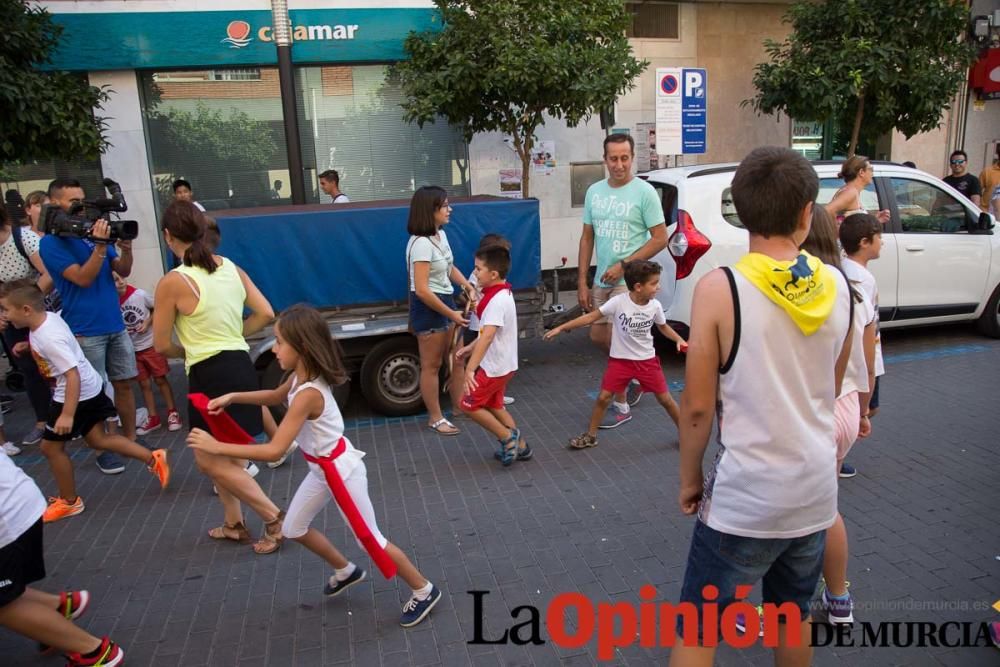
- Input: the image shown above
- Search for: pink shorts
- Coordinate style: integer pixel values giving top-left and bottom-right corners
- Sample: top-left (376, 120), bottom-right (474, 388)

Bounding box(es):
top-left (600, 357), bottom-right (668, 395)
top-left (834, 391), bottom-right (860, 466)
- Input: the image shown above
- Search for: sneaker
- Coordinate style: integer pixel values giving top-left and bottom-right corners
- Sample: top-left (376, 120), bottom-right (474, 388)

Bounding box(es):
top-left (324, 566), bottom-right (367, 596)
top-left (839, 462), bottom-right (857, 478)
top-left (66, 637), bottom-right (124, 667)
top-left (598, 404), bottom-right (632, 429)
top-left (400, 585), bottom-right (441, 628)
top-left (22, 426), bottom-right (45, 445)
top-left (1, 403), bottom-right (11, 415)
top-left (38, 591), bottom-right (91, 654)
top-left (0, 393), bottom-right (13, 406)
top-left (95, 452), bottom-right (125, 475)
top-left (2, 442), bottom-right (21, 456)
top-left (136, 414), bottom-right (161, 435)
top-left (267, 440), bottom-right (299, 469)
top-left (626, 380), bottom-right (644, 407)
top-left (503, 395), bottom-right (515, 406)
top-left (43, 496), bottom-right (85, 523)
top-left (822, 588), bottom-right (854, 624)
top-left (734, 605), bottom-right (765, 637)
top-left (148, 449), bottom-right (171, 489)
top-left (166, 410), bottom-right (183, 432)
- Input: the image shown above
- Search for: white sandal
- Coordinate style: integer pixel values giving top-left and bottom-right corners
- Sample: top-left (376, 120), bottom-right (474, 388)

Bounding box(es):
top-left (428, 418), bottom-right (459, 436)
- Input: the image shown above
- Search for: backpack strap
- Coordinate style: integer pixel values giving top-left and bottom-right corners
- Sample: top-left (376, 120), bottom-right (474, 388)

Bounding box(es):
top-left (11, 227), bottom-right (30, 263)
top-left (719, 267), bottom-right (741, 374)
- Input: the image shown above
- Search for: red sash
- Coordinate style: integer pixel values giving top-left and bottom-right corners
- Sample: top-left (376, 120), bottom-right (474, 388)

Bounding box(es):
top-left (475, 282), bottom-right (512, 320)
top-left (189, 393), bottom-right (256, 444)
top-left (301, 443), bottom-right (397, 579)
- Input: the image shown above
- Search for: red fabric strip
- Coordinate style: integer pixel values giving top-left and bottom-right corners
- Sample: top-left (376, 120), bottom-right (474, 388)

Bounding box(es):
top-left (188, 393), bottom-right (256, 444)
top-left (475, 282), bottom-right (511, 320)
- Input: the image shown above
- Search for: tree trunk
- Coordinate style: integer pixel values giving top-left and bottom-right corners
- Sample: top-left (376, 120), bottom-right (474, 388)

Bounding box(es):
top-left (848, 91), bottom-right (866, 158)
top-left (520, 139), bottom-right (533, 199)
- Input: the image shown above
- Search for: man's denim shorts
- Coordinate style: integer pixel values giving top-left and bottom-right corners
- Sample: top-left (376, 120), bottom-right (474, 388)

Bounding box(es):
top-left (409, 292), bottom-right (455, 335)
top-left (676, 519), bottom-right (826, 639)
top-left (77, 329), bottom-right (138, 382)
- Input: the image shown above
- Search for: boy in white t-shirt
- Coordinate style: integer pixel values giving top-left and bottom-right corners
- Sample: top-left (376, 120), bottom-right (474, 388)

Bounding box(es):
top-left (457, 245), bottom-right (528, 466)
top-left (0, 282), bottom-right (170, 523)
top-left (544, 260), bottom-right (687, 449)
top-left (114, 273), bottom-right (182, 434)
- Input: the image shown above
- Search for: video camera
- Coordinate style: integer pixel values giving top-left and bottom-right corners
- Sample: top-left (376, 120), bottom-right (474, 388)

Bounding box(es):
top-left (41, 178), bottom-right (138, 242)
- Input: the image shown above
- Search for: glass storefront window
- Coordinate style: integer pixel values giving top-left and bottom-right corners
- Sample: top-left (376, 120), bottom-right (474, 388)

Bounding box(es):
top-left (1, 159), bottom-right (105, 210)
top-left (296, 65), bottom-right (470, 203)
top-left (140, 69), bottom-right (290, 214)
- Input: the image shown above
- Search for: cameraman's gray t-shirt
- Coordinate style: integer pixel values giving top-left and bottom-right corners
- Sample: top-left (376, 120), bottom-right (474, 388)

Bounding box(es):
top-left (0, 228), bottom-right (41, 283)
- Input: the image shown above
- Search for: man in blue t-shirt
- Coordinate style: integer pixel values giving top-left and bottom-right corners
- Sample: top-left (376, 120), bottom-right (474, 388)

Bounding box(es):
top-left (40, 178), bottom-right (139, 475)
top-left (577, 134), bottom-right (668, 429)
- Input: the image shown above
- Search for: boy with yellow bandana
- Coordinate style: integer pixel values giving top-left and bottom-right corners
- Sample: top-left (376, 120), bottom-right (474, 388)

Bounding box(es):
top-left (670, 147), bottom-right (853, 667)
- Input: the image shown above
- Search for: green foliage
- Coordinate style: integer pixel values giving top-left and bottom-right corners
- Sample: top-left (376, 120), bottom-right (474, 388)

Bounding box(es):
top-left (394, 0), bottom-right (646, 196)
top-left (746, 0), bottom-right (976, 155)
top-left (0, 0), bottom-right (110, 162)
top-left (157, 102), bottom-right (277, 173)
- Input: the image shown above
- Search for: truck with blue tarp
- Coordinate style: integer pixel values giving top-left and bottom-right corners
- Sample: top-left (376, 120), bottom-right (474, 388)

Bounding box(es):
top-left (213, 196), bottom-right (543, 416)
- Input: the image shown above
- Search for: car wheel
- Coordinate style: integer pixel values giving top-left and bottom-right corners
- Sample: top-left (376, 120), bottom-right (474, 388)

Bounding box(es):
top-left (359, 336), bottom-right (425, 416)
top-left (977, 283), bottom-right (1000, 338)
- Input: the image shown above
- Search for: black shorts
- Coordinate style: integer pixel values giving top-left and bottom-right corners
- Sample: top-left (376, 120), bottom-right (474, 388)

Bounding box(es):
top-left (188, 350), bottom-right (263, 437)
top-left (0, 518), bottom-right (45, 608)
top-left (463, 328), bottom-right (478, 347)
top-left (45, 393), bottom-right (118, 442)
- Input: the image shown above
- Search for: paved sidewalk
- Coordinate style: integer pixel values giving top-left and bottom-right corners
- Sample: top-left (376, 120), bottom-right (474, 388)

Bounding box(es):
top-left (2, 324), bottom-right (998, 666)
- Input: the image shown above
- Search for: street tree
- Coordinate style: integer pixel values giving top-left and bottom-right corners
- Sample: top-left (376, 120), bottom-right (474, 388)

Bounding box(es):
top-left (0, 0), bottom-right (110, 163)
top-left (745, 0), bottom-right (976, 157)
top-left (394, 0), bottom-right (646, 197)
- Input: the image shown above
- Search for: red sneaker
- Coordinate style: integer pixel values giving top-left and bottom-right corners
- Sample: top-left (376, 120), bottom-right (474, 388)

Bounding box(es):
top-left (38, 591), bottom-right (90, 654)
top-left (137, 414), bottom-right (161, 435)
top-left (65, 637), bottom-right (124, 666)
top-left (166, 409), bottom-right (183, 432)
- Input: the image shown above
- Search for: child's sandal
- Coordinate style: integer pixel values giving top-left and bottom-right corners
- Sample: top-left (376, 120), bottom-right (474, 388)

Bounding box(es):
top-left (496, 431), bottom-right (518, 467)
top-left (208, 521), bottom-right (252, 543)
top-left (568, 433), bottom-right (598, 449)
top-left (253, 511), bottom-right (286, 555)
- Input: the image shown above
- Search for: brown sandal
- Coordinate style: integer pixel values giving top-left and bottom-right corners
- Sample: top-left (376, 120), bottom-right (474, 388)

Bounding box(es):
top-left (253, 511), bottom-right (285, 555)
top-left (208, 521), bottom-right (252, 543)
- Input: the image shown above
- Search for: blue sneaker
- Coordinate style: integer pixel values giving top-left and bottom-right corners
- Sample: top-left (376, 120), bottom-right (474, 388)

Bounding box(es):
top-left (400, 585), bottom-right (441, 628)
top-left (96, 452), bottom-right (125, 475)
top-left (838, 463), bottom-right (857, 478)
top-left (598, 404), bottom-right (632, 430)
top-left (626, 381), bottom-right (644, 407)
top-left (323, 567), bottom-right (366, 597)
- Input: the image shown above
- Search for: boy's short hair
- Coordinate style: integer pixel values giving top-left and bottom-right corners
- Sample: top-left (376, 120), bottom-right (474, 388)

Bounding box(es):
top-left (839, 212), bottom-right (882, 255)
top-left (318, 169), bottom-right (340, 184)
top-left (172, 178), bottom-right (192, 192)
top-left (731, 146), bottom-right (819, 238)
top-left (0, 280), bottom-right (45, 311)
top-left (475, 245), bottom-right (511, 279)
top-left (623, 260), bottom-right (662, 290)
top-left (478, 233), bottom-right (511, 250)
top-left (203, 215), bottom-right (221, 251)
top-left (949, 149), bottom-right (968, 162)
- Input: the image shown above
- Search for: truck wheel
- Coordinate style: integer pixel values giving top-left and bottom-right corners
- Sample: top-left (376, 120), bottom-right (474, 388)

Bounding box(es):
top-left (260, 353), bottom-right (351, 423)
top-left (977, 284), bottom-right (1000, 338)
top-left (360, 336), bottom-right (424, 416)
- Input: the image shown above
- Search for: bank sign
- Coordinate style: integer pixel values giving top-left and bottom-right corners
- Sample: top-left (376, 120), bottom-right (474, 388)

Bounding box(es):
top-left (655, 68), bottom-right (707, 155)
top-left (44, 8), bottom-right (440, 71)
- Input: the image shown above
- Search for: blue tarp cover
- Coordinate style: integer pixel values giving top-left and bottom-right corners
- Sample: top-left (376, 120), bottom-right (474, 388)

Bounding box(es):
top-left (215, 198), bottom-right (541, 311)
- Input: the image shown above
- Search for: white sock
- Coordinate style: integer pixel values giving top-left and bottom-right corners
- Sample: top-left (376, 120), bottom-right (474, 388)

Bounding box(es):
top-left (334, 562), bottom-right (357, 582)
top-left (613, 401), bottom-right (629, 413)
top-left (412, 581), bottom-right (433, 600)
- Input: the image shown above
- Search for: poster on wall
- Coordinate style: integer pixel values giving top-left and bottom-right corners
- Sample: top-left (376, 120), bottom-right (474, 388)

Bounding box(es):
top-left (531, 141), bottom-right (556, 175)
top-left (499, 168), bottom-right (523, 198)
top-left (635, 123), bottom-right (659, 172)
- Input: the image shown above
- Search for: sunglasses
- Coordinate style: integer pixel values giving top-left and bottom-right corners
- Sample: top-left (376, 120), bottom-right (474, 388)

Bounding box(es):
top-left (951, 159), bottom-right (966, 165)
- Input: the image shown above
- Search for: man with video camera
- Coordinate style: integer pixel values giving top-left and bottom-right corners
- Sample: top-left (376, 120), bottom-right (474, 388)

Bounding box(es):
top-left (39, 178), bottom-right (140, 475)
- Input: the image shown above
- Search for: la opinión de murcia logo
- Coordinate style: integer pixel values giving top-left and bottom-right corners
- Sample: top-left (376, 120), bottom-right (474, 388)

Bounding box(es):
top-left (222, 18), bottom-right (361, 49)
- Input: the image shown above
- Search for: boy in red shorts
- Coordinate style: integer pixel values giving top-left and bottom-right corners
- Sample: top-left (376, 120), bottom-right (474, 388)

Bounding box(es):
top-left (544, 260), bottom-right (686, 449)
top-left (114, 273), bottom-right (182, 434)
top-left (457, 245), bottom-right (530, 467)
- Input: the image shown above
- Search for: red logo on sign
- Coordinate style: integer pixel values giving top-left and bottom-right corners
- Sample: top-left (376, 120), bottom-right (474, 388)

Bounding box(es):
top-left (222, 20), bottom-right (253, 48)
top-left (661, 75), bottom-right (678, 94)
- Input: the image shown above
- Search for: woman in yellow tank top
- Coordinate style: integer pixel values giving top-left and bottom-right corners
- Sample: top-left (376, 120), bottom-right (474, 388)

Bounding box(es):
top-left (152, 201), bottom-right (285, 554)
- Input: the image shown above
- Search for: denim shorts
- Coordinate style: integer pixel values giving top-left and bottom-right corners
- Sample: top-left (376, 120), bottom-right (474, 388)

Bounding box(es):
top-left (676, 520), bottom-right (826, 639)
top-left (77, 329), bottom-right (138, 382)
top-left (409, 292), bottom-right (455, 335)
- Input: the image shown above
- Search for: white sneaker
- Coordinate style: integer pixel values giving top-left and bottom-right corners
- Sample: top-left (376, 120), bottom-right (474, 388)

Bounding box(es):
top-left (503, 396), bottom-right (515, 406)
top-left (267, 440), bottom-right (299, 469)
top-left (2, 442), bottom-right (21, 456)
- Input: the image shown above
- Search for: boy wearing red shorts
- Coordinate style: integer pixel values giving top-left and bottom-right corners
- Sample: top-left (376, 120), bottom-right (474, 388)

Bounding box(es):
top-left (544, 260), bottom-right (686, 449)
top-left (114, 273), bottom-right (182, 434)
top-left (457, 245), bottom-right (530, 467)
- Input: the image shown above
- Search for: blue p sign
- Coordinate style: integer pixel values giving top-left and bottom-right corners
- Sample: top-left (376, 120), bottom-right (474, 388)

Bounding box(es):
top-left (684, 70), bottom-right (704, 98)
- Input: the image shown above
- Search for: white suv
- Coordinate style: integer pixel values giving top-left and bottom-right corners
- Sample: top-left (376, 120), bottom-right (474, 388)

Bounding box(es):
top-left (643, 161), bottom-right (1000, 338)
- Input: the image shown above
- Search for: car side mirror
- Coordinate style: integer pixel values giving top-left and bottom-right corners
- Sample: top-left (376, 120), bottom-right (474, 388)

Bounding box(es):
top-left (979, 211), bottom-right (994, 231)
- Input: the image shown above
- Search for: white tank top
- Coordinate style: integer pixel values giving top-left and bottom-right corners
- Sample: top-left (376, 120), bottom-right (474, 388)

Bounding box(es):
top-left (288, 376), bottom-right (364, 479)
top-left (698, 267), bottom-right (851, 539)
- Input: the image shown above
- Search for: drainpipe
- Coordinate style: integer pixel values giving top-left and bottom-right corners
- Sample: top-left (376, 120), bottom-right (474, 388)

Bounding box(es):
top-left (271, 0), bottom-right (306, 204)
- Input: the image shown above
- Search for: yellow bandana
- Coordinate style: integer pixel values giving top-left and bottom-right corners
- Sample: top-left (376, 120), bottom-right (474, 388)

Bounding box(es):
top-left (734, 251), bottom-right (838, 336)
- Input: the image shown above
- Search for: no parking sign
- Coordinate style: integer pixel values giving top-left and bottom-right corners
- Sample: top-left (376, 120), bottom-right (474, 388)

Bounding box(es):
top-left (656, 67), bottom-right (707, 155)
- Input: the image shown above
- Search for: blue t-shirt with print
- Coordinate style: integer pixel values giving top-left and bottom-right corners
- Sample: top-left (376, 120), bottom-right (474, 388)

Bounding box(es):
top-left (582, 178), bottom-right (665, 287)
top-left (40, 235), bottom-right (123, 337)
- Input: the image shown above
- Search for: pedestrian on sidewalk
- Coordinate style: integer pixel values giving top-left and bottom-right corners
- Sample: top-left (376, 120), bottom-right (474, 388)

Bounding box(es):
top-left (545, 260), bottom-right (686, 450)
top-left (0, 282), bottom-right (170, 523)
top-left (187, 305), bottom-right (442, 628)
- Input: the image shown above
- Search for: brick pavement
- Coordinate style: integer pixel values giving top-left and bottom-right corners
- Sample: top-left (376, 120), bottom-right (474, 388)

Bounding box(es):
top-left (2, 324), bottom-right (999, 666)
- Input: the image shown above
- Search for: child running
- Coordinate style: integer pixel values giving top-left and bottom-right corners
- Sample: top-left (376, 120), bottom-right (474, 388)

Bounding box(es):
top-left (186, 305), bottom-right (442, 628)
top-left (0, 281), bottom-right (170, 522)
top-left (544, 260), bottom-right (686, 449)
top-left (456, 244), bottom-right (529, 466)
top-left (0, 450), bottom-right (124, 666)
top-left (114, 272), bottom-right (182, 434)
